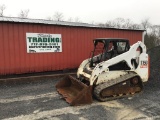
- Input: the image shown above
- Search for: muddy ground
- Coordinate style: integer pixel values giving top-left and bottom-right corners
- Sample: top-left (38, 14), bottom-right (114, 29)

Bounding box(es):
top-left (0, 46), bottom-right (160, 120)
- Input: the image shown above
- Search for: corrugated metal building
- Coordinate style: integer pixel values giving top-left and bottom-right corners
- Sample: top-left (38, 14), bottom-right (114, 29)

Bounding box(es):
top-left (0, 16), bottom-right (144, 75)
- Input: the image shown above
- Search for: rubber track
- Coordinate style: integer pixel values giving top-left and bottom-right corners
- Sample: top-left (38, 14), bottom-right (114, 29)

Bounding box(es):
top-left (94, 72), bottom-right (141, 101)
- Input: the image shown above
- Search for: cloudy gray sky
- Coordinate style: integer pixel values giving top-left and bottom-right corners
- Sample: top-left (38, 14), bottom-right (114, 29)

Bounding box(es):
top-left (1, 0), bottom-right (160, 24)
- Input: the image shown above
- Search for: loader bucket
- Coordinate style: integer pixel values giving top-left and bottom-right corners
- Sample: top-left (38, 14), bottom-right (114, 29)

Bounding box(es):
top-left (56, 75), bottom-right (92, 106)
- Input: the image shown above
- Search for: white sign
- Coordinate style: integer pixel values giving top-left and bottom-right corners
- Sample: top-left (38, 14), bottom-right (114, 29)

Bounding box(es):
top-left (26, 33), bottom-right (62, 53)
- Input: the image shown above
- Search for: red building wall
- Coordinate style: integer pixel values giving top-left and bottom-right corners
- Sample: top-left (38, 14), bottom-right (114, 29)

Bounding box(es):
top-left (0, 22), bottom-right (143, 75)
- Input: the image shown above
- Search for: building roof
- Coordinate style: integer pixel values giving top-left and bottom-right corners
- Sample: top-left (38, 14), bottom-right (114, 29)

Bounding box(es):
top-left (0, 16), bottom-right (144, 31)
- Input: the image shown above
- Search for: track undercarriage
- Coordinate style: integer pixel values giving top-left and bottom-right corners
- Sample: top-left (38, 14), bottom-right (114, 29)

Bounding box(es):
top-left (94, 72), bottom-right (143, 101)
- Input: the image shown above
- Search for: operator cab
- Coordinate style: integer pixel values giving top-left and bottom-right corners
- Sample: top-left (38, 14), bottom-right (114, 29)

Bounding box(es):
top-left (89, 38), bottom-right (130, 67)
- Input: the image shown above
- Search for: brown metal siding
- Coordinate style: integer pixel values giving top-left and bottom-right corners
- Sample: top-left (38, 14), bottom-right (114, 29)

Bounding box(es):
top-left (0, 22), bottom-right (143, 75)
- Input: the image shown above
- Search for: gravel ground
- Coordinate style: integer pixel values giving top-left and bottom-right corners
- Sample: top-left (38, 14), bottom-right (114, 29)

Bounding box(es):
top-left (0, 47), bottom-right (160, 120)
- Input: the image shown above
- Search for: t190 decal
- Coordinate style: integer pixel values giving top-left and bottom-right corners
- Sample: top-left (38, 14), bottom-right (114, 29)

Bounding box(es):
top-left (140, 60), bottom-right (148, 68)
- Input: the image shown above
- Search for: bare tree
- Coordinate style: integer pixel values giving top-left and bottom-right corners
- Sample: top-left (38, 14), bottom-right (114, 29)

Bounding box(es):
top-left (112, 18), bottom-right (125, 28)
top-left (130, 24), bottom-right (141, 30)
top-left (18, 9), bottom-right (29, 18)
top-left (75, 17), bottom-right (81, 22)
top-left (141, 19), bottom-right (158, 49)
top-left (156, 26), bottom-right (160, 38)
top-left (68, 17), bottom-right (73, 22)
top-left (46, 16), bottom-right (52, 20)
top-left (141, 18), bottom-right (151, 32)
top-left (96, 17), bottom-right (160, 49)
top-left (105, 21), bottom-right (114, 27)
top-left (53, 12), bottom-right (64, 21)
top-left (98, 23), bottom-right (106, 27)
top-left (149, 25), bottom-right (160, 46)
top-left (90, 21), bottom-right (95, 25)
top-left (0, 4), bottom-right (6, 16)
top-left (122, 19), bottom-right (133, 29)
top-left (101, 18), bottom-right (133, 29)
top-left (144, 34), bottom-right (156, 49)
top-left (104, 18), bottom-right (132, 28)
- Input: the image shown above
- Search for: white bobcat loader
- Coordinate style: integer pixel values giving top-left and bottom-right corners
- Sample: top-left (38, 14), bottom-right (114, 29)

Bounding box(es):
top-left (56, 38), bottom-right (150, 106)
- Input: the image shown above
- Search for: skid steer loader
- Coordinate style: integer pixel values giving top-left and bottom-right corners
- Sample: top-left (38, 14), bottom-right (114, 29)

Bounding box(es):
top-left (56, 38), bottom-right (150, 106)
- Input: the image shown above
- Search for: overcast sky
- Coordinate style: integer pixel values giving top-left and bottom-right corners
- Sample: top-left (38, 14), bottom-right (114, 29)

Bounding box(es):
top-left (1, 0), bottom-right (160, 24)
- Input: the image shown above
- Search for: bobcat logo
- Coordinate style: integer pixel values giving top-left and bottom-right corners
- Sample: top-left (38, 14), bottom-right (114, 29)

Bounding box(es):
top-left (140, 61), bottom-right (148, 68)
